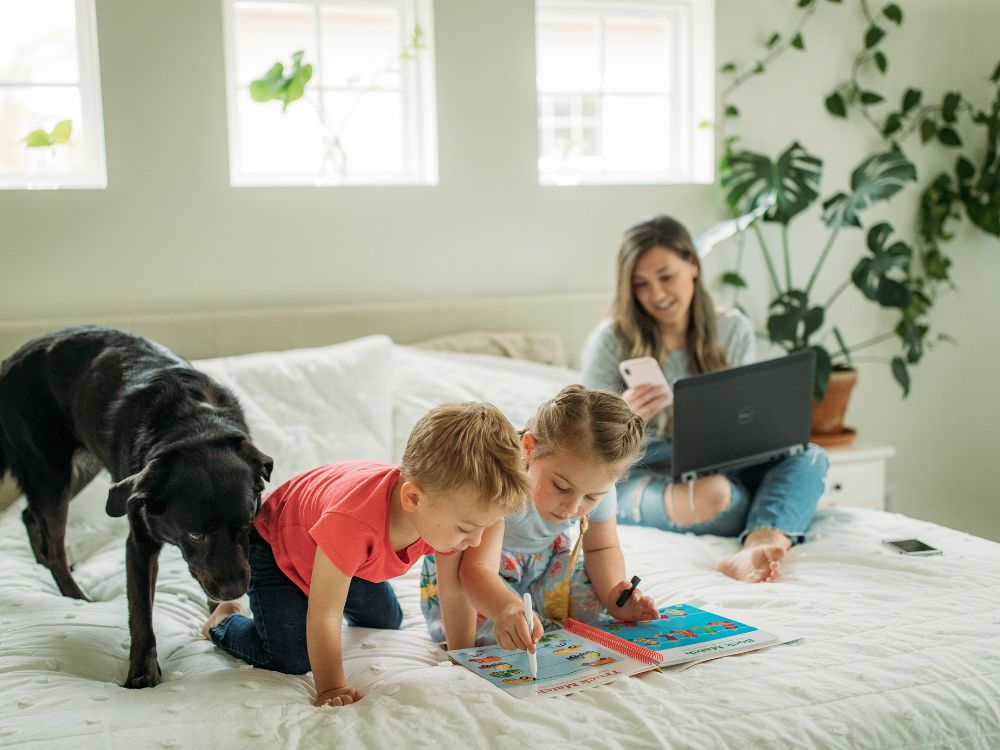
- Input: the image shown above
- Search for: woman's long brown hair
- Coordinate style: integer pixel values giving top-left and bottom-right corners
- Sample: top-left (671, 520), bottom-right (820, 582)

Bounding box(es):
top-left (611, 215), bottom-right (728, 374)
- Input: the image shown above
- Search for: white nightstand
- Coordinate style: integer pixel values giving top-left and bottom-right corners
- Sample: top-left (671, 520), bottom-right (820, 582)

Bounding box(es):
top-left (817, 443), bottom-right (895, 510)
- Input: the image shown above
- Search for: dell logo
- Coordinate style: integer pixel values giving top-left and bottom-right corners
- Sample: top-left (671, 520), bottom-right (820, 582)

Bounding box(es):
top-left (737, 407), bottom-right (754, 425)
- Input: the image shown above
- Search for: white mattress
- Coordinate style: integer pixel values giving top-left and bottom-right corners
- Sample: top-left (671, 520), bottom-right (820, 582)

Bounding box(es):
top-left (1, 339), bottom-right (998, 749)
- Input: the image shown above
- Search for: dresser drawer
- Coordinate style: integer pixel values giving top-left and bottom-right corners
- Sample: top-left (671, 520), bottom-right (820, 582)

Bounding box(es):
top-left (820, 459), bottom-right (886, 510)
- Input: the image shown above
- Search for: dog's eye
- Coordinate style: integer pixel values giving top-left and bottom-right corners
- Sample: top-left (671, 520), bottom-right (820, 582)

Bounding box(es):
top-left (187, 532), bottom-right (206, 542)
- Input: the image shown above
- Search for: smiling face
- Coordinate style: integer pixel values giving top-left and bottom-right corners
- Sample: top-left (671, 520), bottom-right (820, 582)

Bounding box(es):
top-left (631, 245), bottom-right (700, 335)
top-left (523, 438), bottom-right (619, 525)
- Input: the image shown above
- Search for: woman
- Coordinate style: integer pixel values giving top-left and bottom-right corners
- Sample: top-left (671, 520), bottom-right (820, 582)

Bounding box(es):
top-left (580, 215), bottom-right (828, 583)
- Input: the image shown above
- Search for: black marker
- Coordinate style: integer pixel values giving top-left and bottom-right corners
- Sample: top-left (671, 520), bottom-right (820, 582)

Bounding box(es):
top-left (615, 575), bottom-right (641, 608)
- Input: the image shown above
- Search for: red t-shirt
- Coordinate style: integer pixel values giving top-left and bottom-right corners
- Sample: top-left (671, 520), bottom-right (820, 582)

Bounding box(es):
top-left (254, 461), bottom-right (437, 595)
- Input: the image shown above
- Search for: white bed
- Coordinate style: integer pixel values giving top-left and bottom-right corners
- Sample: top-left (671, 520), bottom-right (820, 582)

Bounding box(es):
top-left (1, 336), bottom-right (998, 749)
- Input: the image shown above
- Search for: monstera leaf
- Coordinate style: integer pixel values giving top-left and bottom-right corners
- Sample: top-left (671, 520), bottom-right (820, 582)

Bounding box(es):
top-left (767, 289), bottom-right (824, 350)
top-left (822, 148), bottom-right (917, 228)
top-left (721, 141), bottom-right (823, 225)
top-left (249, 51), bottom-right (313, 111)
top-left (851, 222), bottom-right (913, 308)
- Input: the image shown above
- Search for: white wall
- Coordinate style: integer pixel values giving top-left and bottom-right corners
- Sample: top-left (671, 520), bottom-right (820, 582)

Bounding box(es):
top-left (1, 0), bottom-right (998, 541)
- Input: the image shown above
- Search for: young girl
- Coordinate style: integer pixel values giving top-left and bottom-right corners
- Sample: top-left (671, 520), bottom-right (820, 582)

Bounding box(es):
top-left (580, 214), bottom-right (829, 584)
top-left (420, 385), bottom-right (658, 651)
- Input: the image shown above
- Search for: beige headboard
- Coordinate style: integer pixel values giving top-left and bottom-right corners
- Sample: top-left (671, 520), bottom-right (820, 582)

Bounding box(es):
top-left (0, 292), bottom-right (612, 509)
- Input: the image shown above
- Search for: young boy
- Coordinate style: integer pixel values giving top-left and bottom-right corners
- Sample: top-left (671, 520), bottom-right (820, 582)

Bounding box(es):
top-left (201, 402), bottom-right (530, 707)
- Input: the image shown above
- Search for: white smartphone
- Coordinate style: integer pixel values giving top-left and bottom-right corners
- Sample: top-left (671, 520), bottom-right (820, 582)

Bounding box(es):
top-left (618, 357), bottom-right (673, 405)
top-left (882, 538), bottom-right (942, 556)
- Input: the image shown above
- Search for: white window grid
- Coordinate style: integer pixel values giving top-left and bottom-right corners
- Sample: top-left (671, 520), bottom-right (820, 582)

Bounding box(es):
top-left (536, 0), bottom-right (714, 186)
top-left (0, 0), bottom-right (107, 190)
top-left (222, 0), bottom-right (438, 187)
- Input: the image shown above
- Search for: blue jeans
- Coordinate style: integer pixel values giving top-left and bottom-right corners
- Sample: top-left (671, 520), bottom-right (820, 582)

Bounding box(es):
top-left (209, 527), bottom-right (404, 674)
top-left (616, 439), bottom-right (829, 544)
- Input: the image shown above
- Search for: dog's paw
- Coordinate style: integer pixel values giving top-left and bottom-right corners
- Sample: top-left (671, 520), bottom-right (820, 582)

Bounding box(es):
top-left (123, 663), bottom-right (162, 689)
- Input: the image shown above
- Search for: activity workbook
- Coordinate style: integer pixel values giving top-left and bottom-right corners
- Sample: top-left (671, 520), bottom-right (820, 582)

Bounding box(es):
top-left (447, 604), bottom-right (779, 699)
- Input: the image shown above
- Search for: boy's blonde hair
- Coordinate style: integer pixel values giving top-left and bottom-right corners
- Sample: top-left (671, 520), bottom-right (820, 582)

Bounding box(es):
top-left (401, 402), bottom-right (530, 515)
top-left (524, 385), bottom-right (645, 478)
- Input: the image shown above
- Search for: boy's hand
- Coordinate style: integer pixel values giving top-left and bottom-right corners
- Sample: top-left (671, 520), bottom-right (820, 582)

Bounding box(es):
top-left (495, 602), bottom-right (543, 652)
top-left (606, 580), bottom-right (658, 623)
top-left (315, 686), bottom-right (362, 707)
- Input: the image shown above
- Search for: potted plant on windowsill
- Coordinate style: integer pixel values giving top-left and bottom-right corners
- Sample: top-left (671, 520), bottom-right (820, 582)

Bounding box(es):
top-left (707, 0), bottom-right (1000, 446)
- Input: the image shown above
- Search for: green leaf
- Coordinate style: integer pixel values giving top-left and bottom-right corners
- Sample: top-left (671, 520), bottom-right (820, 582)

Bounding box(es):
top-left (865, 25), bottom-right (886, 49)
top-left (883, 3), bottom-right (903, 24)
top-left (882, 113), bottom-right (903, 137)
top-left (812, 346), bottom-right (833, 400)
top-left (860, 91), bottom-right (884, 105)
top-left (992, 60), bottom-right (1000, 83)
top-left (851, 222), bottom-right (913, 308)
top-left (24, 129), bottom-right (53, 148)
top-left (50, 119), bottom-right (72, 143)
top-left (792, 33), bottom-right (805, 50)
top-left (920, 118), bottom-right (937, 143)
top-left (798, 0), bottom-right (814, 7)
top-left (753, 61), bottom-right (766, 75)
top-left (766, 33), bottom-right (781, 49)
top-left (874, 51), bottom-right (888, 74)
top-left (902, 88), bottom-right (921, 113)
top-left (725, 104), bottom-right (740, 118)
top-left (248, 51), bottom-right (313, 110)
top-left (941, 92), bottom-right (961, 123)
top-left (955, 156), bottom-right (975, 182)
top-left (720, 141), bottom-right (823, 226)
top-left (938, 127), bottom-right (961, 146)
top-left (722, 271), bottom-right (748, 288)
top-left (720, 62), bottom-right (737, 74)
top-left (823, 149), bottom-right (918, 228)
top-left (825, 92), bottom-right (847, 118)
top-left (890, 356), bottom-right (910, 397)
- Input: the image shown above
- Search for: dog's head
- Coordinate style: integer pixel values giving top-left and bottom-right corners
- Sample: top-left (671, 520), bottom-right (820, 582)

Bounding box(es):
top-left (106, 437), bottom-right (274, 601)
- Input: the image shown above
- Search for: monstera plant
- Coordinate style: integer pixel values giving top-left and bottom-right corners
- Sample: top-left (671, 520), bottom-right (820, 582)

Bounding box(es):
top-left (714, 0), bottom-right (1000, 406)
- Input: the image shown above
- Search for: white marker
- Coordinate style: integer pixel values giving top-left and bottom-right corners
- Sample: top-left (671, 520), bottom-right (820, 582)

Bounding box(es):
top-left (523, 592), bottom-right (537, 679)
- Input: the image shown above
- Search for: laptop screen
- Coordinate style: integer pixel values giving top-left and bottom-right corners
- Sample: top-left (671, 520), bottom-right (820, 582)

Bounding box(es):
top-left (670, 350), bottom-right (815, 482)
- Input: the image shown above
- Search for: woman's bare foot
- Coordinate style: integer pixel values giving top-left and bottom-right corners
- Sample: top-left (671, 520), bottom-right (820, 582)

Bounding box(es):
top-left (201, 600), bottom-right (243, 639)
top-left (717, 529), bottom-right (792, 583)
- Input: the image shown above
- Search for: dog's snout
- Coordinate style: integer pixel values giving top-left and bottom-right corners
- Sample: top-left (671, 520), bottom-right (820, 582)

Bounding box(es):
top-left (200, 571), bottom-right (250, 602)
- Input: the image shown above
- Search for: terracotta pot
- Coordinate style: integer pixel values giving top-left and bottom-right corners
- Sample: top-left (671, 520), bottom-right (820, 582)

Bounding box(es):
top-left (811, 368), bottom-right (857, 446)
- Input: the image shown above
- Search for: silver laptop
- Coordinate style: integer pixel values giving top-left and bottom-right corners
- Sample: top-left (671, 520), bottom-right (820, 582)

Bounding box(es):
top-left (670, 350), bottom-right (815, 483)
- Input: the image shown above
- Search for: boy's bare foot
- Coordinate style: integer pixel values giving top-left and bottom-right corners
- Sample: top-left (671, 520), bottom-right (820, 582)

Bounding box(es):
top-left (201, 600), bottom-right (243, 639)
top-left (717, 529), bottom-right (792, 583)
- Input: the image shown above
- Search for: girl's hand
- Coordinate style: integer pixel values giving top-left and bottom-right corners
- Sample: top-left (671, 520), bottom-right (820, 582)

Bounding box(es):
top-left (622, 384), bottom-right (670, 424)
top-left (495, 602), bottom-right (543, 652)
top-left (315, 685), bottom-right (362, 707)
top-left (606, 580), bottom-right (658, 623)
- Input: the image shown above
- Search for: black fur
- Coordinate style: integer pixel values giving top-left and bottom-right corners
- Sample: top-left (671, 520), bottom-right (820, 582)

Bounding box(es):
top-left (0, 326), bottom-right (273, 688)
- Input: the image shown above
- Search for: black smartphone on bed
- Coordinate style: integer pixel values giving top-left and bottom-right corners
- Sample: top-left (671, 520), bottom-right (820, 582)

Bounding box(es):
top-left (882, 538), bottom-right (942, 556)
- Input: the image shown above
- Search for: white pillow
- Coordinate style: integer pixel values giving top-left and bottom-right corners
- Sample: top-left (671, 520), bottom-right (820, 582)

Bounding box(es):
top-left (390, 346), bottom-right (581, 462)
top-left (196, 335), bottom-right (395, 487)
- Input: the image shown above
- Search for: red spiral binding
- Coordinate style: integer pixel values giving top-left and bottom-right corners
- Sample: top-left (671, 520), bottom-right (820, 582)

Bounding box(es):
top-left (564, 619), bottom-right (664, 664)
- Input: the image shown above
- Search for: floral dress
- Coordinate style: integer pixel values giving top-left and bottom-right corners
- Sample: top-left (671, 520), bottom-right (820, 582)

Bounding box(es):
top-left (420, 493), bottom-right (616, 646)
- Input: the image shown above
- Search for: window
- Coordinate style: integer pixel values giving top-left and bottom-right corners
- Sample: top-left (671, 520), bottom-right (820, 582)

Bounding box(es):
top-left (0, 0), bottom-right (107, 190)
top-left (535, 0), bottom-right (714, 186)
top-left (222, 0), bottom-right (438, 186)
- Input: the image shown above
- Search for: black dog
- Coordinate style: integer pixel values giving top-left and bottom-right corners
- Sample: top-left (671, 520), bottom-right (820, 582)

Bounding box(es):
top-left (0, 326), bottom-right (273, 688)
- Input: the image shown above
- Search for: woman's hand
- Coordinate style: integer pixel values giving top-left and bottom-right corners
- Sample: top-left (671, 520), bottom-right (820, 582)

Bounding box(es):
top-left (314, 685), bottom-right (362, 707)
top-left (494, 602), bottom-right (543, 652)
top-left (622, 383), bottom-right (670, 424)
top-left (605, 580), bottom-right (658, 623)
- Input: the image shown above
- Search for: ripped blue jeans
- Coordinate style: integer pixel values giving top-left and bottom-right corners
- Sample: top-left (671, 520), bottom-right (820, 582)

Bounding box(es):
top-left (616, 439), bottom-right (829, 544)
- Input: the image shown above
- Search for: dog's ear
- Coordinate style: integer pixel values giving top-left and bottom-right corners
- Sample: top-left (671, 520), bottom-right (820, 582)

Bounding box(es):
top-left (106, 459), bottom-right (163, 518)
top-left (239, 439), bottom-right (274, 490)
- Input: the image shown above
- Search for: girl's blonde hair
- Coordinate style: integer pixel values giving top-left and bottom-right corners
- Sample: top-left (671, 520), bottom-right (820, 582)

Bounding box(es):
top-left (401, 402), bottom-right (530, 515)
top-left (611, 215), bottom-right (728, 375)
top-left (524, 385), bottom-right (644, 621)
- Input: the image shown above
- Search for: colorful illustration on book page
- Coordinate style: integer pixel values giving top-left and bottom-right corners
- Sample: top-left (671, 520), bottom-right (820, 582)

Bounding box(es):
top-left (448, 630), bottom-right (641, 698)
top-left (598, 603), bottom-right (758, 652)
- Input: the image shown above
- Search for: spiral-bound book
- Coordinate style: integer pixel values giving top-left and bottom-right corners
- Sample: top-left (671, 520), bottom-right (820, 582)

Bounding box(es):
top-left (447, 604), bottom-right (779, 699)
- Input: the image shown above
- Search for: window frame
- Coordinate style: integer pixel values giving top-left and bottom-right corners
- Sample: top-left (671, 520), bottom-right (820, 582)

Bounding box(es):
top-left (535, 0), bottom-right (714, 186)
top-left (221, 0), bottom-right (439, 187)
top-left (0, 0), bottom-right (108, 190)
